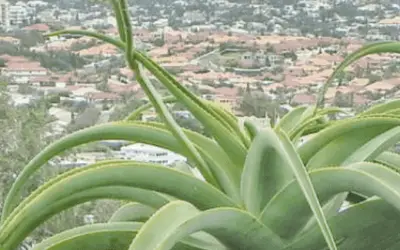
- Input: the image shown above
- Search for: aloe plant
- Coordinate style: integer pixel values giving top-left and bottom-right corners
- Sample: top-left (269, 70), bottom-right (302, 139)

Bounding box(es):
top-left (2, 1), bottom-right (400, 250)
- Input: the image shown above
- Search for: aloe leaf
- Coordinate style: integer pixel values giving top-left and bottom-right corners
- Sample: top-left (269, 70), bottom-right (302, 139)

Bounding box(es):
top-left (128, 201), bottom-right (200, 250)
top-left (31, 222), bottom-right (215, 250)
top-left (1, 122), bottom-right (242, 222)
top-left (241, 127), bottom-right (336, 249)
top-left (109, 203), bottom-right (156, 223)
top-left (0, 162), bottom-right (236, 249)
top-left (359, 99), bottom-right (400, 116)
top-left (129, 201), bottom-right (284, 250)
top-left (132, 63), bottom-right (218, 187)
top-left (316, 41), bottom-right (400, 110)
top-left (243, 120), bottom-right (259, 141)
top-left (46, 30), bottom-right (124, 49)
top-left (375, 151), bottom-right (400, 173)
top-left (275, 106), bottom-right (309, 133)
top-left (287, 198), bottom-right (400, 250)
top-left (32, 222), bottom-right (143, 250)
top-left (2, 185), bottom-right (167, 250)
top-left (260, 162), bottom-right (400, 240)
top-left (299, 117), bottom-right (400, 168)
top-left (276, 129), bottom-right (336, 250)
top-left (240, 128), bottom-right (295, 215)
top-left (132, 51), bottom-right (248, 166)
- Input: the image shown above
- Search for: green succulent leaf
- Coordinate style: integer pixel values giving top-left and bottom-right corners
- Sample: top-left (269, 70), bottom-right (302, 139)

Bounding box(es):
top-left (299, 117), bottom-right (400, 169)
top-left (2, 121), bottom-right (243, 222)
top-left (375, 151), bottom-right (400, 173)
top-left (0, 162), bottom-right (236, 249)
top-left (261, 162), bottom-right (400, 241)
top-left (31, 222), bottom-right (215, 250)
top-left (109, 203), bottom-right (156, 223)
top-left (32, 222), bottom-right (143, 250)
top-left (316, 41), bottom-right (400, 110)
top-left (287, 198), bottom-right (400, 250)
top-left (129, 200), bottom-right (284, 250)
top-left (359, 99), bottom-right (400, 117)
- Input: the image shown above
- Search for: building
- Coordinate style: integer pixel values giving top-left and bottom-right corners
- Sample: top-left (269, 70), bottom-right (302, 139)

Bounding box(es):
top-left (117, 143), bottom-right (186, 166)
top-left (183, 10), bottom-right (206, 25)
top-left (3, 61), bottom-right (48, 84)
top-left (0, 0), bottom-right (9, 28)
top-left (9, 3), bottom-right (29, 26)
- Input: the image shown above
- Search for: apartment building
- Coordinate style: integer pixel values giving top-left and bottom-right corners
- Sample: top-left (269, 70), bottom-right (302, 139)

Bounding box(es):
top-left (0, 0), bottom-right (9, 28)
top-left (9, 3), bottom-right (29, 26)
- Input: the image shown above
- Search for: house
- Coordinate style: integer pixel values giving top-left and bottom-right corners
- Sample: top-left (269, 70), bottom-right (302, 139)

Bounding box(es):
top-left (211, 87), bottom-right (240, 111)
top-left (119, 67), bottom-right (135, 83)
top-left (164, 29), bottom-right (182, 44)
top-left (116, 143), bottom-right (186, 165)
top-left (183, 10), bottom-right (206, 25)
top-left (3, 61), bottom-right (47, 84)
top-left (291, 93), bottom-right (316, 105)
top-left (77, 44), bottom-right (118, 57)
top-left (85, 91), bottom-right (121, 103)
top-left (23, 23), bottom-right (50, 32)
top-left (0, 36), bottom-right (20, 45)
top-left (107, 78), bottom-right (139, 94)
top-left (133, 28), bottom-right (152, 42)
top-left (31, 73), bottom-right (76, 88)
top-left (239, 50), bottom-right (268, 68)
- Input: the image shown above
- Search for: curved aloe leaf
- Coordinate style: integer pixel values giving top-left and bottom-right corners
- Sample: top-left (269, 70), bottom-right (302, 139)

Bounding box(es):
top-left (128, 201), bottom-right (200, 250)
top-left (276, 129), bottom-right (336, 250)
top-left (32, 222), bottom-right (143, 250)
top-left (132, 51), bottom-right (248, 165)
top-left (287, 198), bottom-right (400, 250)
top-left (47, 29), bottom-right (124, 49)
top-left (241, 128), bottom-right (295, 215)
top-left (136, 121), bottom-right (242, 202)
top-left (2, 185), bottom-right (167, 250)
top-left (0, 162), bottom-right (237, 249)
top-left (129, 58), bottom-right (215, 192)
top-left (306, 127), bottom-right (400, 234)
top-left (32, 222), bottom-right (216, 250)
top-left (375, 151), bottom-right (400, 173)
top-left (341, 126), bottom-right (400, 165)
top-left (316, 41), bottom-right (400, 110)
top-left (360, 99), bottom-right (400, 116)
top-left (48, 28), bottom-right (249, 169)
top-left (275, 106), bottom-right (309, 133)
top-left (129, 201), bottom-right (284, 250)
top-left (260, 162), bottom-right (400, 240)
top-left (299, 117), bottom-right (400, 169)
top-left (241, 127), bottom-right (336, 249)
top-left (2, 122), bottom-right (242, 222)
top-left (109, 203), bottom-right (156, 223)
top-left (243, 120), bottom-right (259, 141)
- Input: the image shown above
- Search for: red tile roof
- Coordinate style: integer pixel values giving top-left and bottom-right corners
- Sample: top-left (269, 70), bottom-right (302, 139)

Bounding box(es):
top-left (292, 94), bottom-right (316, 105)
top-left (85, 91), bottom-right (121, 100)
top-left (24, 23), bottom-right (50, 32)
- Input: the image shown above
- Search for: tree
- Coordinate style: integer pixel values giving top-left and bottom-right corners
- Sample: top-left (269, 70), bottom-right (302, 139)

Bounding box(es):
top-left (54, 10), bottom-right (61, 20)
top-left (68, 106), bottom-right (101, 132)
top-left (109, 99), bottom-right (146, 121)
top-left (17, 84), bottom-right (35, 95)
top-left (13, 30), bottom-right (45, 48)
top-left (239, 85), bottom-right (280, 120)
top-left (0, 58), bottom-right (5, 67)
